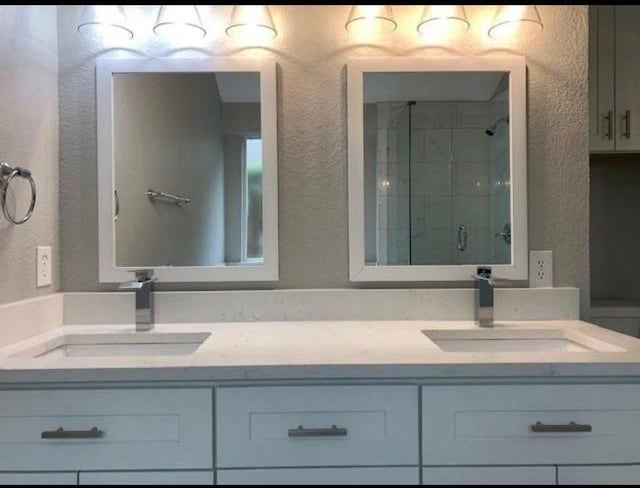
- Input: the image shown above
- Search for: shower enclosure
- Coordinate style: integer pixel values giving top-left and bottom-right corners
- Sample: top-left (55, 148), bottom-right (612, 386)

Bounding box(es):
top-left (364, 72), bottom-right (511, 267)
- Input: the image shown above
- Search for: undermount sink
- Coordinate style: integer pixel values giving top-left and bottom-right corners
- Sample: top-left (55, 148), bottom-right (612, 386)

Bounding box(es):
top-left (13, 332), bottom-right (211, 359)
top-left (422, 328), bottom-right (625, 353)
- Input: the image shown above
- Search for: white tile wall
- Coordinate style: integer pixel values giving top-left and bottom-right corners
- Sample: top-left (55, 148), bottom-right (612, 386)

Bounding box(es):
top-left (373, 99), bottom-right (510, 266)
top-left (412, 102), bottom-right (452, 129)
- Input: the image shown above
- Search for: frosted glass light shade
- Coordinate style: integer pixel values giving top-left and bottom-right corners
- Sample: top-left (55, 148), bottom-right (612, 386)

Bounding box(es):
top-left (78, 5), bottom-right (133, 41)
top-left (226, 5), bottom-right (277, 41)
top-left (417, 5), bottom-right (470, 37)
top-left (345, 5), bottom-right (397, 36)
top-left (488, 5), bottom-right (543, 40)
top-left (153, 5), bottom-right (206, 41)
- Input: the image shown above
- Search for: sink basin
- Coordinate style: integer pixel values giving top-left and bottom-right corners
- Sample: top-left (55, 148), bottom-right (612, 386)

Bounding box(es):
top-left (13, 332), bottom-right (211, 359)
top-left (422, 328), bottom-right (625, 353)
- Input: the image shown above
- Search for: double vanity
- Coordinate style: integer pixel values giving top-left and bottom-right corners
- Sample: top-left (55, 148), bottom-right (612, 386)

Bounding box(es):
top-left (1, 289), bottom-right (640, 485)
top-left (0, 7), bottom-right (628, 484)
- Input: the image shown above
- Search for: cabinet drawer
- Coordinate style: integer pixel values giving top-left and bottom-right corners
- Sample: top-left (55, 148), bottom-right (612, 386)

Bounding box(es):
top-left (422, 384), bottom-right (640, 465)
top-left (557, 465), bottom-right (640, 485)
top-left (217, 467), bottom-right (419, 485)
top-left (79, 471), bottom-right (214, 485)
top-left (216, 385), bottom-right (418, 468)
top-left (0, 389), bottom-right (212, 471)
top-left (0, 472), bottom-right (77, 485)
top-left (423, 467), bottom-right (555, 485)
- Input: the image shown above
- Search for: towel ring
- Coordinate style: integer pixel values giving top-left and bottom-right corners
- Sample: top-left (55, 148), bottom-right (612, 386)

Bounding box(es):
top-left (0, 162), bottom-right (36, 225)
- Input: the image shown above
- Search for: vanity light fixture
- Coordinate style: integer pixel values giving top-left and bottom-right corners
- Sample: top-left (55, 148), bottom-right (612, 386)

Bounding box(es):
top-left (153, 5), bottom-right (207, 41)
top-left (417, 5), bottom-right (470, 37)
top-left (77, 5), bottom-right (133, 41)
top-left (226, 5), bottom-right (278, 41)
top-left (345, 5), bottom-right (397, 36)
top-left (488, 5), bottom-right (543, 40)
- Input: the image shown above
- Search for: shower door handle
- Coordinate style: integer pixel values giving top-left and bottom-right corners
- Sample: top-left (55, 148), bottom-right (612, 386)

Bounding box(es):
top-left (457, 225), bottom-right (467, 251)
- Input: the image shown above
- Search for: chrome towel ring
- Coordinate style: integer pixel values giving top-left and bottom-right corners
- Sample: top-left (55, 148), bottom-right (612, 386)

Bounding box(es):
top-left (0, 162), bottom-right (36, 225)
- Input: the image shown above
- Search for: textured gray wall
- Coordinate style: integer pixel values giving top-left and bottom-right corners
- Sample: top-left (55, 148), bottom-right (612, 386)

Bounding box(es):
top-left (0, 6), bottom-right (59, 304)
top-left (58, 6), bottom-right (590, 317)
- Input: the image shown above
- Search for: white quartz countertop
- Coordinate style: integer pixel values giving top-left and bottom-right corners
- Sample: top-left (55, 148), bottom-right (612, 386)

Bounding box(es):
top-left (2, 320), bottom-right (640, 384)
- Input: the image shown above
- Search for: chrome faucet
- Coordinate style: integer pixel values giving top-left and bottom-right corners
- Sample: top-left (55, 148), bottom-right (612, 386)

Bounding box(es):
top-left (471, 267), bottom-right (497, 328)
top-left (119, 269), bottom-right (156, 331)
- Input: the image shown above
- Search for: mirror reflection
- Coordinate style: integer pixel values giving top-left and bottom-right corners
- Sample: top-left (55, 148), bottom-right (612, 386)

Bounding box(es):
top-left (363, 71), bottom-right (511, 266)
top-left (113, 71), bottom-right (262, 267)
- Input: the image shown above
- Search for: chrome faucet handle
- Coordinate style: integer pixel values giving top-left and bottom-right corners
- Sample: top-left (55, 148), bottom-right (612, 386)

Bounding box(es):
top-left (471, 267), bottom-right (513, 286)
top-left (118, 269), bottom-right (156, 290)
top-left (471, 266), bottom-right (493, 283)
top-left (132, 269), bottom-right (156, 283)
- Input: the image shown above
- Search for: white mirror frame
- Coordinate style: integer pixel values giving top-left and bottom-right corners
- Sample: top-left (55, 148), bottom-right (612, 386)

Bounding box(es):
top-left (96, 57), bottom-right (278, 283)
top-left (347, 56), bottom-right (528, 282)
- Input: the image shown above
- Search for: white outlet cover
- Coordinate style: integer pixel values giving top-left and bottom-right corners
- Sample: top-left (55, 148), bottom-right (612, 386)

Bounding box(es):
top-left (36, 246), bottom-right (52, 288)
top-left (529, 250), bottom-right (553, 288)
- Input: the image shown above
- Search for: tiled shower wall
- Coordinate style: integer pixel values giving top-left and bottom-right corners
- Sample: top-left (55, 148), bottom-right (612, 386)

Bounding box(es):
top-left (374, 99), bottom-right (510, 266)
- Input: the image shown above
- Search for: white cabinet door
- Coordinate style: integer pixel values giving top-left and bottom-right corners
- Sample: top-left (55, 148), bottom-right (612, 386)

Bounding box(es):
top-left (217, 467), bottom-right (419, 485)
top-left (615, 6), bottom-right (640, 151)
top-left (589, 5), bottom-right (615, 151)
top-left (78, 471), bottom-right (213, 485)
top-left (558, 465), bottom-right (640, 485)
top-left (217, 385), bottom-right (418, 468)
top-left (0, 472), bottom-right (77, 485)
top-left (422, 384), bottom-right (640, 465)
top-left (0, 389), bottom-right (212, 471)
top-left (423, 467), bottom-right (555, 485)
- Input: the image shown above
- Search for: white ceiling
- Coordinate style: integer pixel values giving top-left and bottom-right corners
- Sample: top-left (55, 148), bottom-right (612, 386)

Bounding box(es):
top-left (215, 72), bottom-right (260, 103)
top-left (364, 71), bottom-right (507, 103)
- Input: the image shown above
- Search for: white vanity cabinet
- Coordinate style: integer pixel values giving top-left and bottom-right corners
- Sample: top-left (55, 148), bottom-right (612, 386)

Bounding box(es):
top-left (557, 465), bottom-right (640, 485)
top-left (590, 5), bottom-right (640, 152)
top-left (0, 388), bottom-right (213, 484)
top-left (0, 473), bottom-right (77, 485)
top-left (422, 384), bottom-right (640, 485)
top-left (215, 385), bottom-right (419, 484)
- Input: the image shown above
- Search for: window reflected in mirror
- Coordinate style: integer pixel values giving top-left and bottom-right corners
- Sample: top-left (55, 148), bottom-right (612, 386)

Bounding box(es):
top-left (112, 71), bottom-right (262, 268)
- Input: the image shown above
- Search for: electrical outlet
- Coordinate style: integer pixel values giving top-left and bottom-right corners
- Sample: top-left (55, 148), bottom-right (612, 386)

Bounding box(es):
top-left (36, 246), bottom-right (52, 288)
top-left (529, 250), bottom-right (553, 288)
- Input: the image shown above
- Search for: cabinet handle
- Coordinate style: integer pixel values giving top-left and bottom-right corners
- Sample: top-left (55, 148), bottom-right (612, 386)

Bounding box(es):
top-left (623, 110), bottom-right (631, 139)
top-left (530, 421), bottom-right (591, 433)
top-left (605, 110), bottom-right (613, 139)
top-left (457, 224), bottom-right (467, 252)
top-left (288, 424), bottom-right (348, 438)
top-left (114, 190), bottom-right (120, 221)
top-left (41, 427), bottom-right (104, 439)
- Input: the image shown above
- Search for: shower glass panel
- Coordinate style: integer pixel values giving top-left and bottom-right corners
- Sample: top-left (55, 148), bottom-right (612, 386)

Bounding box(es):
top-left (364, 71), bottom-right (511, 266)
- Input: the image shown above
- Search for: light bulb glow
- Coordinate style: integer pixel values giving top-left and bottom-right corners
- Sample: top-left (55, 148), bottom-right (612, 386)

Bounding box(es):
top-left (417, 5), bottom-right (470, 39)
top-left (345, 5), bottom-right (397, 37)
top-left (154, 5), bottom-right (206, 41)
top-left (488, 5), bottom-right (543, 40)
top-left (78, 5), bottom-right (133, 42)
top-left (226, 5), bottom-right (277, 42)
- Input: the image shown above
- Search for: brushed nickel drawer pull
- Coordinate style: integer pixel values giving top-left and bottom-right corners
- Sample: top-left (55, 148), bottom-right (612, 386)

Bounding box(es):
top-left (530, 421), bottom-right (591, 433)
top-left (288, 424), bottom-right (348, 437)
top-left (41, 427), bottom-right (104, 439)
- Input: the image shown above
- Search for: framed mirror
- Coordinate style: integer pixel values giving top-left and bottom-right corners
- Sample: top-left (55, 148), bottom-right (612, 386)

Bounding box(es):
top-left (348, 57), bottom-right (527, 281)
top-left (97, 57), bottom-right (277, 282)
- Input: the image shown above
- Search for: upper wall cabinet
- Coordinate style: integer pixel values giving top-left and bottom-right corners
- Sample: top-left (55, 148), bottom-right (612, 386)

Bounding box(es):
top-left (590, 6), bottom-right (640, 152)
top-left (347, 57), bottom-right (528, 282)
top-left (96, 58), bottom-right (278, 283)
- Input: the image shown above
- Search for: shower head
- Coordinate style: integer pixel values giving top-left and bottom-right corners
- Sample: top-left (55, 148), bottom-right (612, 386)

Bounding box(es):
top-left (485, 116), bottom-right (509, 137)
